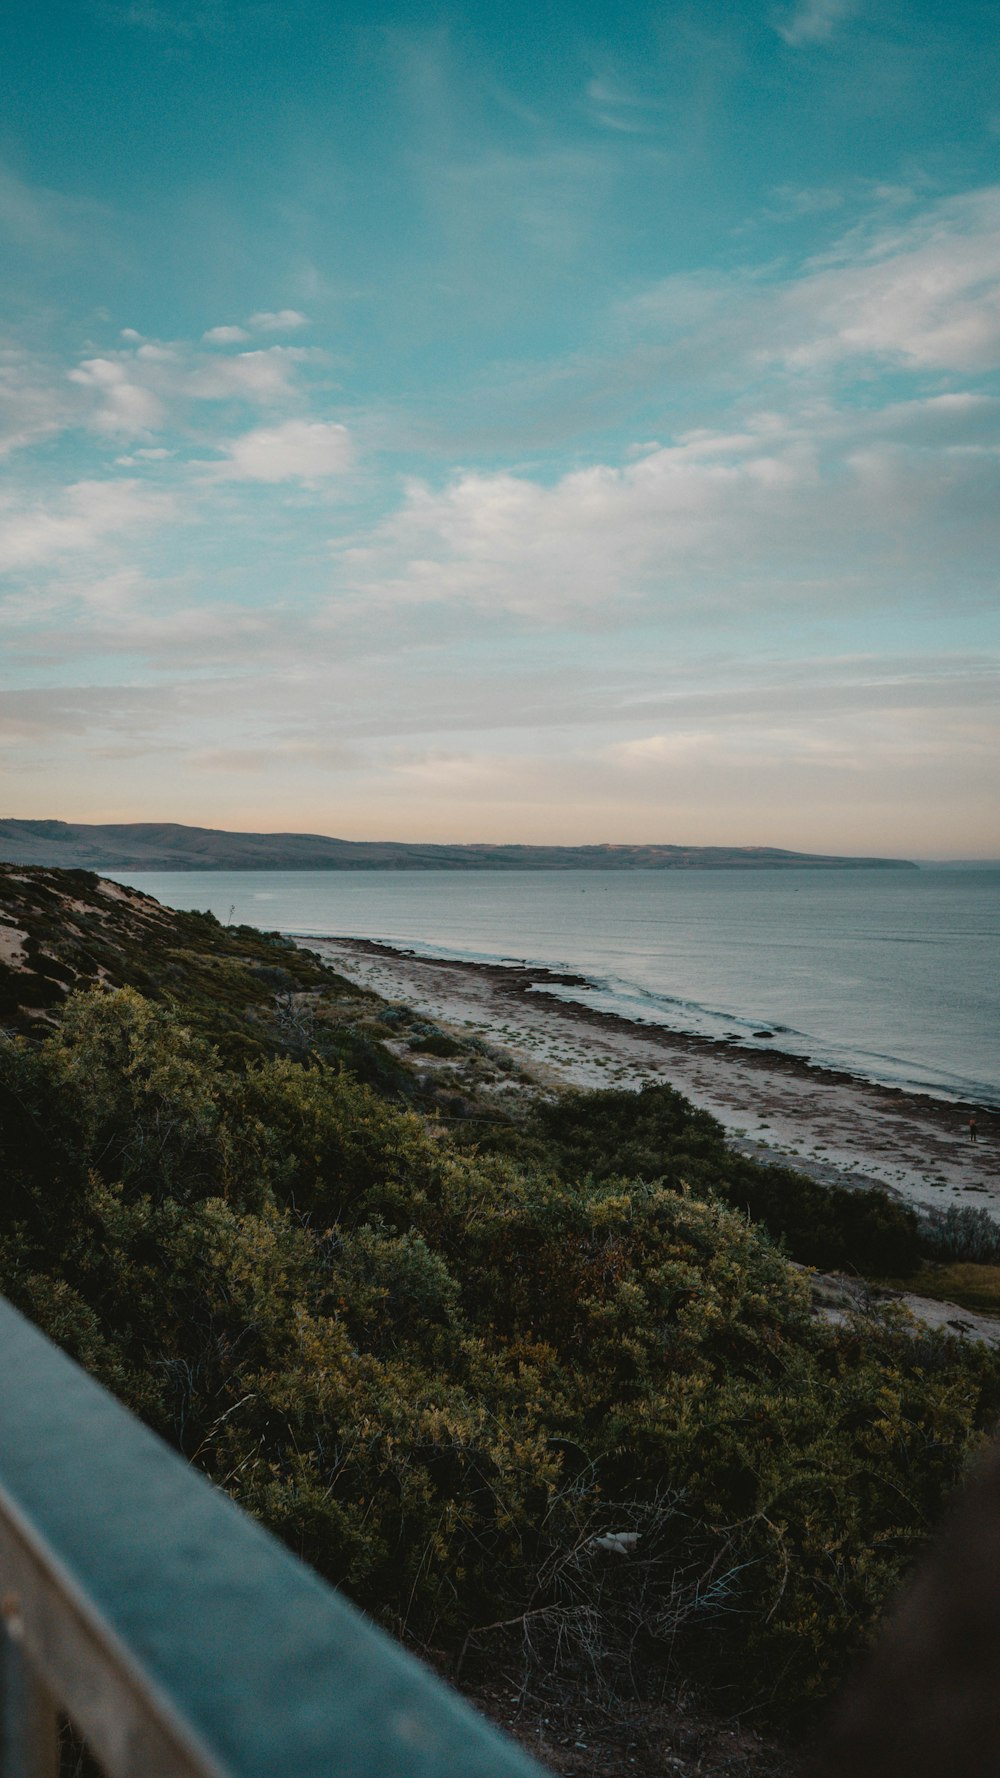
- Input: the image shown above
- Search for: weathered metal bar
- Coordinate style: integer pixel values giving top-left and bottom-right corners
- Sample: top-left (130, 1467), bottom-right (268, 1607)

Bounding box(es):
top-left (0, 1297), bottom-right (549, 1778)
top-left (0, 1627), bottom-right (59, 1778)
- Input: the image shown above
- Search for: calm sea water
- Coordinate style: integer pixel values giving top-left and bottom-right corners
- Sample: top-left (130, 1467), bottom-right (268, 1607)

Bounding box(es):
top-left (112, 868), bottom-right (1000, 1108)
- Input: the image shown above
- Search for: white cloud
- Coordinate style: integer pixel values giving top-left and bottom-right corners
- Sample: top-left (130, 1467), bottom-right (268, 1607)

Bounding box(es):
top-left (59, 338), bottom-right (317, 439)
top-left (98, 603), bottom-right (271, 653)
top-left (340, 383), bottom-right (1000, 624)
top-left (67, 357), bottom-right (165, 434)
top-left (341, 432), bottom-right (822, 618)
top-left (184, 346), bottom-right (310, 401)
top-left (0, 480), bottom-right (175, 572)
top-left (247, 309), bottom-right (309, 333)
top-left (859, 391), bottom-right (1000, 448)
top-left (208, 418), bottom-right (353, 483)
top-left (774, 0), bottom-right (856, 46)
top-left (203, 325), bottom-right (250, 344)
top-left (66, 567), bottom-right (148, 615)
top-left (115, 446), bottom-right (174, 465)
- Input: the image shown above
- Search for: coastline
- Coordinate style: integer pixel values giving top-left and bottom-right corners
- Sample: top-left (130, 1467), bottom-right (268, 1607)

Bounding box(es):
top-left (304, 934), bottom-right (995, 1217)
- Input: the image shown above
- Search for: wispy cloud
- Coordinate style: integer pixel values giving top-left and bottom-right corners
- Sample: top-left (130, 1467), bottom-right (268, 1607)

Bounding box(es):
top-left (247, 309), bottom-right (310, 333)
top-left (623, 187), bottom-right (1000, 376)
top-left (103, 1), bottom-right (227, 39)
top-left (188, 739), bottom-right (358, 773)
top-left (584, 74), bottom-right (666, 135)
top-left (773, 0), bottom-right (856, 47)
top-left (433, 147), bottom-right (614, 267)
top-left (0, 163), bottom-right (82, 252)
top-left (777, 189), bottom-right (1000, 371)
top-left (0, 344), bottom-right (78, 457)
top-left (763, 183), bottom-right (846, 221)
top-left (202, 325), bottom-right (250, 345)
top-left (0, 166), bottom-right (72, 254)
top-left (183, 346), bottom-right (313, 403)
top-left (0, 480), bottom-right (175, 572)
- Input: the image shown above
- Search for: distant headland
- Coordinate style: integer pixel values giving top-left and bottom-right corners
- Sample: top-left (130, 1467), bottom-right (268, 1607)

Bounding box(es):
top-left (0, 819), bottom-right (917, 872)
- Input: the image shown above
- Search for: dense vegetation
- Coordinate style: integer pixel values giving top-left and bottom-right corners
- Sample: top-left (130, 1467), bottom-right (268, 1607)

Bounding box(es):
top-left (2, 887), bottom-right (999, 1742)
top-left (470, 1084), bottom-right (926, 1279)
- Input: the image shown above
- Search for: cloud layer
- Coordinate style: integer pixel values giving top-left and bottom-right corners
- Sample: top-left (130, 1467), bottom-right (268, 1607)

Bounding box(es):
top-left (2, 122), bottom-right (998, 852)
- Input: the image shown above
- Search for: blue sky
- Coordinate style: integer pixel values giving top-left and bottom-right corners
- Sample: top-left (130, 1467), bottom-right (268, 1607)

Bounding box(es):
top-left (2, 0), bottom-right (998, 854)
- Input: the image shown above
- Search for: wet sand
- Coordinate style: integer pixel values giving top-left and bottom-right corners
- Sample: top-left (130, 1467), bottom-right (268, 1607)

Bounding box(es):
top-left (307, 935), bottom-right (994, 1217)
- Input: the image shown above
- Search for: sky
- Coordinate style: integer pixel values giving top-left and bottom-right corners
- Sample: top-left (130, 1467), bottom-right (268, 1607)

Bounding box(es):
top-left (1, 0), bottom-right (998, 857)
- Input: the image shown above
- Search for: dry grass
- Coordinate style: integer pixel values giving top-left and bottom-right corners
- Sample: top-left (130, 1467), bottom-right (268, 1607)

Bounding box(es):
top-left (903, 1262), bottom-right (1000, 1316)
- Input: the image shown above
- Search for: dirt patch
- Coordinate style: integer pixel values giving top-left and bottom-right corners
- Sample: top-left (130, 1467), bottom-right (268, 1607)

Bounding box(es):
top-left (800, 1265), bottom-right (1000, 1348)
top-left (95, 877), bottom-right (149, 904)
top-left (464, 1680), bottom-right (795, 1778)
top-left (0, 923), bottom-right (29, 971)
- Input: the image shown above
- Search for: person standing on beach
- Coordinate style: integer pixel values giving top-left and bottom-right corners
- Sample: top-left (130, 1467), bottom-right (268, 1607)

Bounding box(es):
top-left (968, 1113), bottom-right (978, 1143)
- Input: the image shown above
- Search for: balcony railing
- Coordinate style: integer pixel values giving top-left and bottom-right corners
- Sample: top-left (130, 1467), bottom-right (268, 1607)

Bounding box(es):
top-left (0, 1296), bottom-right (548, 1778)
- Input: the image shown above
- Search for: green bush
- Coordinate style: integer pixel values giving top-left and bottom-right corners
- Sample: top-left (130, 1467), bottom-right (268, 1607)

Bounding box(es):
top-left (505, 1085), bottom-right (922, 1276)
top-left (918, 1204), bottom-right (1000, 1264)
top-left (407, 1032), bottom-right (465, 1057)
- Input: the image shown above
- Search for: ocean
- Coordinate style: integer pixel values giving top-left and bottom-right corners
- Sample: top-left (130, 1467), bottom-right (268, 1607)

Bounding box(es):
top-left (111, 867), bottom-right (1000, 1109)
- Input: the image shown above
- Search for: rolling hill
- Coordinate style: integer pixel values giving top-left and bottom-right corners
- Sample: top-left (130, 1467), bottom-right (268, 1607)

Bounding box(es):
top-left (0, 819), bottom-right (917, 872)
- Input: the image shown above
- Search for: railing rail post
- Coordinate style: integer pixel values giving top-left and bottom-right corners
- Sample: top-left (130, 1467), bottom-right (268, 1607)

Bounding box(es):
top-left (0, 1621), bottom-right (59, 1778)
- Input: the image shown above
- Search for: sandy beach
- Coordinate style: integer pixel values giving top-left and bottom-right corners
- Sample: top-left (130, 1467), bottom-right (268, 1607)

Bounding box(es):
top-left (308, 935), bottom-right (994, 1218)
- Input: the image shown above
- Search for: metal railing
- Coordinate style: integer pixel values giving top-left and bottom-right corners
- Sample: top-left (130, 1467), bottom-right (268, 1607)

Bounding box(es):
top-left (0, 1297), bottom-right (548, 1778)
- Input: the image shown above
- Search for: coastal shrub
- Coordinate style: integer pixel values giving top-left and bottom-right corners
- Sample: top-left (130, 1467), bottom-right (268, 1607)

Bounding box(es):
top-left (918, 1204), bottom-right (1000, 1265)
top-left (530, 1082), bottom-right (724, 1177)
top-left (408, 1032), bottom-right (464, 1057)
top-left (333, 1226), bottom-right (466, 1365)
top-left (502, 1084), bottom-right (923, 1277)
top-left (316, 1025), bottom-right (418, 1097)
top-left (0, 988), bottom-right (236, 1220)
top-left (231, 1052), bottom-right (445, 1222)
top-left (0, 1035), bottom-right (94, 1237)
top-left (712, 1158), bottom-right (922, 1277)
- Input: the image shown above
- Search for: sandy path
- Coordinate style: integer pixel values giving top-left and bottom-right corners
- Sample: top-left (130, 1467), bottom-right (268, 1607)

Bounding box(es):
top-left (307, 936), bottom-right (995, 1217)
